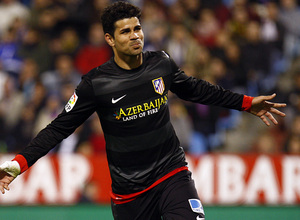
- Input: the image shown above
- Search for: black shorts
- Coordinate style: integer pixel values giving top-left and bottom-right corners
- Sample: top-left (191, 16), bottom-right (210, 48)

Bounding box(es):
top-left (111, 170), bottom-right (205, 220)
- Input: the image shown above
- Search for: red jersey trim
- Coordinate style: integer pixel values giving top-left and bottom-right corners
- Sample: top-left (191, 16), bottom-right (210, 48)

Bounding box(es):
top-left (111, 166), bottom-right (189, 204)
top-left (241, 95), bottom-right (253, 112)
top-left (12, 154), bottom-right (28, 174)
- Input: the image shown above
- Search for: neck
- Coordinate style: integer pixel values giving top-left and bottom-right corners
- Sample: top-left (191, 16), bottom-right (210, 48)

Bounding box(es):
top-left (114, 53), bottom-right (143, 70)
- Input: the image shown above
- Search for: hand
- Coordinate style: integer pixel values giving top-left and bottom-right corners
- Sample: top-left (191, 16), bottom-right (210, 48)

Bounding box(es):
top-left (0, 161), bottom-right (20, 194)
top-left (0, 170), bottom-right (15, 194)
top-left (250, 93), bottom-right (286, 126)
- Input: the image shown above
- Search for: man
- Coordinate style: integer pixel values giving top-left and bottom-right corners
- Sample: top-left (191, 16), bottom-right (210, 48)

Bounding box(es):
top-left (0, 1), bottom-right (286, 220)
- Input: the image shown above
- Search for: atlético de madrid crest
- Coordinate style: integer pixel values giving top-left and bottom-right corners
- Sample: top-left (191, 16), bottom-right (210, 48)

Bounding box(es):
top-left (152, 77), bottom-right (165, 95)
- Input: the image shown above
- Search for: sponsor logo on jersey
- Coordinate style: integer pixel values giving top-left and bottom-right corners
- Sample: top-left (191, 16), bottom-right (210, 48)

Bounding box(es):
top-left (188, 199), bottom-right (204, 214)
top-left (152, 77), bottom-right (165, 95)
top-left (112, 94), bottom-right (126, 104)
top-left (113, 94), bottom-right (168, 121)
top-left (65, 92), bottom-right (78, 112)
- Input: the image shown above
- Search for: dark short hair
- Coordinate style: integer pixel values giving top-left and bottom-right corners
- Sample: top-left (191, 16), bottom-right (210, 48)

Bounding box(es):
top-left (100, 1), bottom-right (141, 38)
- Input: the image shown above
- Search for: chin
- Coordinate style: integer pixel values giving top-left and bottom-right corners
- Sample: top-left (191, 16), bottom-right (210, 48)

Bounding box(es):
top-left (131, 49), bottom-right (143, 56)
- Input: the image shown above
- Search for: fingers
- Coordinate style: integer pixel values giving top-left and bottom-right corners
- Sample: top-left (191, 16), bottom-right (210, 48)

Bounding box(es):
top-left (0, 183), bottom-right (9, 194)
top-left (263, 94), bottom-right (287, 109)
top-left (260, 110), bottom-right (281, 126)
top-left (269, 107), bottom-right (286, 117)
top-left (263, 93), bottom-right (276, 101)
top-left (265, 101), bottom-right (287, 108)
top-left (272, 103), bottom-right (287, 108)
top-left (266, 111), bottom-right (278, 125)
top-left (260, 115), bottom-right (270, 126)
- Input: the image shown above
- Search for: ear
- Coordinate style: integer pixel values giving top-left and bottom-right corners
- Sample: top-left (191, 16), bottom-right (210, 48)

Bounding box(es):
top-left (105, 33), bottom-right (115, 47)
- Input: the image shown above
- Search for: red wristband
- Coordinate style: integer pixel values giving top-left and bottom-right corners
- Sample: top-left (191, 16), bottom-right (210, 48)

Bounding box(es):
top-left (12, 154), bottom-right (29, 174)
top-left (241, 95), bottom-right (254, 112)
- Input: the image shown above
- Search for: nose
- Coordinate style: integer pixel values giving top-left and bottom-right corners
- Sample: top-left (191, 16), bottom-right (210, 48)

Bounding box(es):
top-left (130, 32), bottom-right (139, 40)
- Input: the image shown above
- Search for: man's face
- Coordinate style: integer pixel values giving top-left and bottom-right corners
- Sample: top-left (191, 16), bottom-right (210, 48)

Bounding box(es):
top-left (109, 17), bottom-right (144, 57)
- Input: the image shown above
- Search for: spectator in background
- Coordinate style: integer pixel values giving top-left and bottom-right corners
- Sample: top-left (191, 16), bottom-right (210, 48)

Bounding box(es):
top-left (260, 2), bottom-right (285, 61)
top-left (28, 0), bottom-right (68, 38)
top-left (140, 1), bottom-right (166, 40)
top-left (167, 0), bottom-right (193, 30)
top-left (193, 8), bottom-right (221, 48)
top-left (55, 0), bottom-right (95, 36)
top-left (75, 23), bottom-right (112, 75)
top-left (208, 57), bottom-right (235, 90)
top-left (225, 4), bottom-right (250, 44)
top-left (193, 45), bottom-right (212, 78)
top-left (144, 22), bottom-right (168, 52)
top-left (252, 130), bottom-right (279, 153)
top-left (260, 1), bottom-right (286, 84)
top-left (0, 27), bottom-right (23, 78)
top-left (181, 0), bottom-right (202, 20)
top-left (281, 59), bottom-right (300, 124)
top-left (0, 76), bottom-right (25, 136)
top-left (87, 114), bottom-right (106, 153)
top-left (223, 41), bottom-right (246, 92)
top-left (55, 27), bottom-right (81, 57)
top-left (284, 134), bottom-right (300, 154)
top-left (283, 114), bottom-right (300, 153)
top-left (18, 27), bottom-right (53, 73)
top-left (278, 0), bottom-right (300, 62)
top-left (18, 58), bottom-right (39, 102)
top-left (169, 98), bottom-right (193, 152)
top-left (26, 81), bottom-right (47, 114)
top-left (0, 0), bottom-right (30, 37)
top-left (166, 24), bottom-right (201, 67)
top-left (49, 27), bottom-right (81, 57)
top-left (0, 68), bottom-right (8, 100)
top-left (210, 29), bottom-right (231, 60)
top-left (41, 54), bottom-right (81, 96)
top-left (7, 105), bottom-right (35, 153)
top-left (33, 94), bottom-right (62, 136)
top-left (89, 0), bottom-right (111, 23)
top-left (240, 21), bottom-right (271, 96)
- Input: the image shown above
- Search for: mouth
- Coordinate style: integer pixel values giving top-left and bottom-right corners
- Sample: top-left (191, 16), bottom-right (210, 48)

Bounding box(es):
top-left (130, 40), bottom-right (142, 48)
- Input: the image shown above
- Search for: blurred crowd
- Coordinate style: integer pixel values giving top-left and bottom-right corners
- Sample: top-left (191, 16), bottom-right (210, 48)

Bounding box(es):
top-left (0, 0), bottom-right (299, 156)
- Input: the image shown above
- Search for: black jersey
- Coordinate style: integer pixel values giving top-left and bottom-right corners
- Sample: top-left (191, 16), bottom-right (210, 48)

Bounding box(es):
top-left (19, 51), bottom-right (244, 195)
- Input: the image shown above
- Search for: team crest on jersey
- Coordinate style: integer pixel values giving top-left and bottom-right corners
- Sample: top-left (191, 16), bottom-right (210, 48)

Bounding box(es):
top-left (188, 199), bottom-right (204, 214)
top-left (65, 92), bottom-right (78, 112)
top-left (152, 77), bottom-right (165, 95)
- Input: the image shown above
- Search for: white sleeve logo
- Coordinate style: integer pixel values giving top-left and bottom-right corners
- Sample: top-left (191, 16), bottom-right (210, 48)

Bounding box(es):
top-left (65, 92), bottom-right (78, 112)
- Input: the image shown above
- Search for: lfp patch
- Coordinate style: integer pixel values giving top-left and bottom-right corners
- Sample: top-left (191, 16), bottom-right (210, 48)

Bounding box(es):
top-left (188, 199), bottom-right (204, 214)
top-left (152, 77), bottom-right (165, 95)
top-left (65, 92), bottom-right (78, 112)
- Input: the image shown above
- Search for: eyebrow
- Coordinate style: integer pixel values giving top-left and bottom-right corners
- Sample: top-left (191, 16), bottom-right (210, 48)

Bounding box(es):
top-left (119, 24), bottom-right (142, 32)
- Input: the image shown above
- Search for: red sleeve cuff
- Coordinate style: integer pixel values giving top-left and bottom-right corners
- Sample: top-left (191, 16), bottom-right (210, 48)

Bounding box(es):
top-left (241, 95), bottom-right (254, 112)
top-left (12, 154), bottom-right (29, 174)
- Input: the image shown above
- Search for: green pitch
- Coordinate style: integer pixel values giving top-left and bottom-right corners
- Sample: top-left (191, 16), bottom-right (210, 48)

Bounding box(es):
top-left (0, 204), bottom-right (299, 220)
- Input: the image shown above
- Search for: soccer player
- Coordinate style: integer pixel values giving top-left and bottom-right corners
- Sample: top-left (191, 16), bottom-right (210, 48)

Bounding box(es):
top-left (0, 1), bottom-right (286, 219)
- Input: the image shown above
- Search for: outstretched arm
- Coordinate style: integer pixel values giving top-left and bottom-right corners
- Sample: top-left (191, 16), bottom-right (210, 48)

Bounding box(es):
top-left (249, 93), bottom-right (286, 126)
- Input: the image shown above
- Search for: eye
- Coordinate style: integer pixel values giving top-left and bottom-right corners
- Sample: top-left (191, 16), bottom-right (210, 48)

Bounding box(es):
top-left (120, 29), bottom-right (130, 34)
top-left (135, 26), bottom-right (142, 31)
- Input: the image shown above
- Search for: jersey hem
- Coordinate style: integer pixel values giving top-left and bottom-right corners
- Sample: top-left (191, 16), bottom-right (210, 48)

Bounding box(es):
top-left (111, 166), bottom-right (189, 204)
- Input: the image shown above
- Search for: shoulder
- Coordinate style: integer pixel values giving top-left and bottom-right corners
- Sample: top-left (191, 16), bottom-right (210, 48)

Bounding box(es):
top-left (83, 58), bottom-right (114, 80)
top-left (144, 51), bottom-right (173, 68)
top-left (145, 50), bottom-right (171, 60)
